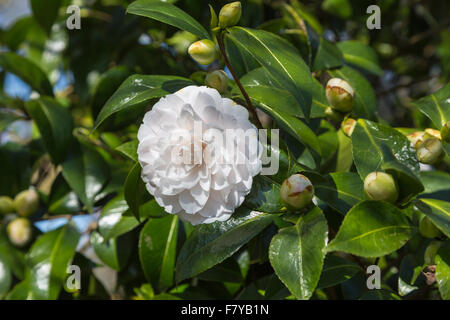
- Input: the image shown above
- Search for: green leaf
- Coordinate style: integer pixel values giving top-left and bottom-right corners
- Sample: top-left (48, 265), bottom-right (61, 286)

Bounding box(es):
top-left (176, 208), bottom-right (273, 282)
top-left (244, 175), bottom-right (283, 213)
top-left (116, 140), bottom-right (138, 162)
top-left (91, 231), bottom-right (133, 271)
top-left (125, 162), bottom-right (150, 220)
top-left (436, 240), bottom-right (450, 300)
top-left (127, 0), bottom-right (211, 40)
top-left (27, 223), bottom-right (80, 300)
top-left (224, 35), bottom-right (261, 79)
top-left (419, 171), bottom-right (450, 201)
top-left (269, 207), bottom-right (328, 300)
top-left (303, 171), bottom-right (365, 214)
top-left (139, 215), bottom-right (179, 290)
top-left (98, 194), bottom-right (140, 240)
top-left (6, 281), bottom-right (31, 300)
top-left (337, 41), bottom-right (383, 76)
top-left (0, 231), bottom-right (26, 280)
top-left (398, 254), bottom-right (425, 296)
top-left (226, 27), bottom-right (315, 120)
top-left (48, 173), bottom-right (81, 215)
top-left (414, 198), bottom-right (450, 238)
top-left (329, 66), bottom-right (376, 119)
top-left (93, 74), bottom-right (194, 131)
top-left (0, 254), bottom-right (12, 299)
top-left (0, 110), bottom-right (22, 131)
top-left (411, 83), bottom-right (450, 129)
top-left (326, 200), bottom-right (414, 258)
top-left (359, 289), bottom-right (401, 300)
top-left (197, 258), bottom-right (244, 283)
top-left (0, 52), bottom-right (53, 96)
top-left (317, 255), bottom-right (362, 288)
top-left (352, 119), bottom-right (423, 203)
top-left (30, 0), bottom-right (63, 34)
top-left (312, 37), bottom-right (343, 71)
top-left (61, 139), bottom-right (109, 212)
top-left (25, 97), bottom-right (73, 164)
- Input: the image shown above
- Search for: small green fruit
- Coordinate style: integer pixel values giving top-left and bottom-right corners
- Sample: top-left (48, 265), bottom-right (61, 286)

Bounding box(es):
top-left (325, 78), bottom-right (354, 113)
top-left (419, 217), bottom-right (442, 238)
top-left (441, 120), bottom-right (450, 142)
top-left (0, 196), bottom-right (14, 215)
top-left (407, 131), bottom-right (431, 149)
top-left (280, 174), bottom-right (314, 210)
top-left (7, 218), bottom-right (32, 247)
top-left (341, 118), bottom-right (357, 137)
top-left (416, 137), bottom-right (443, 165)
top-left (325, 107), bottom-right (344, 122)
top-left (219, 1), bottom-right (242, 28)
top-left (14, 189), bottom-right (39, 217)
top-left (205, 70), bottom-right (228, 93)
top-left (188, 39), bottom-right (217, 65)
top-left (363, 172), bottom-right (399, 203)
top-left (424, 241), bottom-right (442, 265)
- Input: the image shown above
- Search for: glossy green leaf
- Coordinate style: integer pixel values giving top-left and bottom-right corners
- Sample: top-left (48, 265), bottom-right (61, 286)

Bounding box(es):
top-left (303, 171), bottom-right (365, 214)
top-left (27, 223), bottom-right (80, 300)
top-left (139, 215), bottom-right (179, 290)
top-left (176, 208), bottom-right (273, 282)
top-left (398, 254), bottom-right (425, 296)
top-left (93, 75), bottom-right (194, 131)
top-left (30, 0), bottom-right (63, 34)
top-left (6, 281), bottom-right (31, 300)
top-left (0, 231), bottom-right (26, 280)
top-left (197, 258), bottom-right (244, 283)
top-left (245, 175), bottom-right (283, 213)
top-left (359, 289), bottom-right (401, 300)
top-left (224, 35), bottom-right (260, 79)
top-left (226, 27), bottom-right (315, 120)
top-left (98, 194), bottom-right (140, 240)
top-left (0, 254), bottom-right (12, 299)
top-left (435, 241), bottom-right (450, 300)
top-left (312, 37), bottom-right (343, 71)
top-left (411, 83), bottom-right (450, 129)
top-left (25, 97), bottom-right (73, 164)
top-left (329, 66), bottom-right (376, 119)
top-left (0, 52), bottom-right (53, 96)
top-left (352, 119), bottom-right (423, 203)
top-left (116, 140), bottom-right (138, 162)
top-left (269, 207), bottom-right (328, 300)
top-left (414, 198), bottom-right (450, 237)
top-left (317, 255), bottom-right (362, 288)
top-left (127, 0), bottom-right (211, 40)
top-left (419, 171), bottom-right (450, 201)
top-left (125, 162), bottom-right (150, 220)
top-left (91, 231), bottom-right (133, 271)
top-left (61, 139), bottom-right (109, 212)
top-left (337, 40), bottom-right (383, 76)
top-left (326, 200), bottom-right (414, 258)
top-left (48, 173), bottom-right (81, 215)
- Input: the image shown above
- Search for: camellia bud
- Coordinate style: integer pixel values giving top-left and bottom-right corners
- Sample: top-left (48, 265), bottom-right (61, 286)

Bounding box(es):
top-left (441, 120), bottom-right (450, 142)
top-left (14, 189), bottom-right (39, 217)
top-left (219, 1), bottom-right (242, 28)
top-left (363, 171), bottom-right (399, 203)
top-left (341, 118), bottom-right (357, 137)
top-left (325, 107), bottom-right (344, 122)
top-left (205, 70), bottom-right (228, 93)
top-left (325, 78), bottom-right (354, 113)
top-left (416, 137), bottom-right (443, 165)
top-left (424, 241), bottom-right (442, 265)
top-left (280, 174), bottom-right (314, 210)
top-left (419, 216), bottom-right (442, 238)
top-left (407, 131), bottom-right (430, 149)
top-left (188, 39), bottom-right (217, 65)
top-left (0, 196), bottom-right (14, 215)
top-left (425, 128), bottom-right (441, 140)
top-left (7, 218), bottom-right (32, 247)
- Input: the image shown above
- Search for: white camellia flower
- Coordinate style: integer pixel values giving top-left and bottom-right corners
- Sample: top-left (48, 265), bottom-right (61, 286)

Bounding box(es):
top-left (137, 86), bottom-right (262, 225)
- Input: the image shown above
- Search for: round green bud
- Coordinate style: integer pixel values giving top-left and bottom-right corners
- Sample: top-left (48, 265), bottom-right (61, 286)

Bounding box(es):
top-left (416, 137), bottom-right (443, 165)
top-left (424, 241), bottom-right (442, 265)
top-left (188, 39), bottom-right (217, 65)
top-left (0, 196), bottom-right (14, 215)
top-left (441, 121), bottom-right (450, 143)
top-left (425, 128), bottom-right (441, 140)
top-left (325, 107), bottom-right (344, 122)
top-left (363, 172), bottom-right (399, 203)
top-left (341, 118), bottom-right (357, 137)
top-left (325, 78), bottom-right (354, 113)
top-left (407, 131), bottom-right (431, 149)
top-left (419, 216), bottom-right (442, 238)
top-left (7, 218), bottom-right (32, 247)
top-left (219, 1), bottom-right (242, 28)
top-left (14, 189), bottom-right (39, 217)
top-left (280, 174), bottom-right (314, 210)
top-left (205, 70), bottom-right (228, 93)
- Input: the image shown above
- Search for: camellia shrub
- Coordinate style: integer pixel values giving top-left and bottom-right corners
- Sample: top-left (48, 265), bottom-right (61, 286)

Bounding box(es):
top-left (0, 0), bottom-right (449, 300)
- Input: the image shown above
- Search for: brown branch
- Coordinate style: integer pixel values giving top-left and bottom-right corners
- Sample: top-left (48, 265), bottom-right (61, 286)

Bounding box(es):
top-left (216, 32), bottom-right (263, 129)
